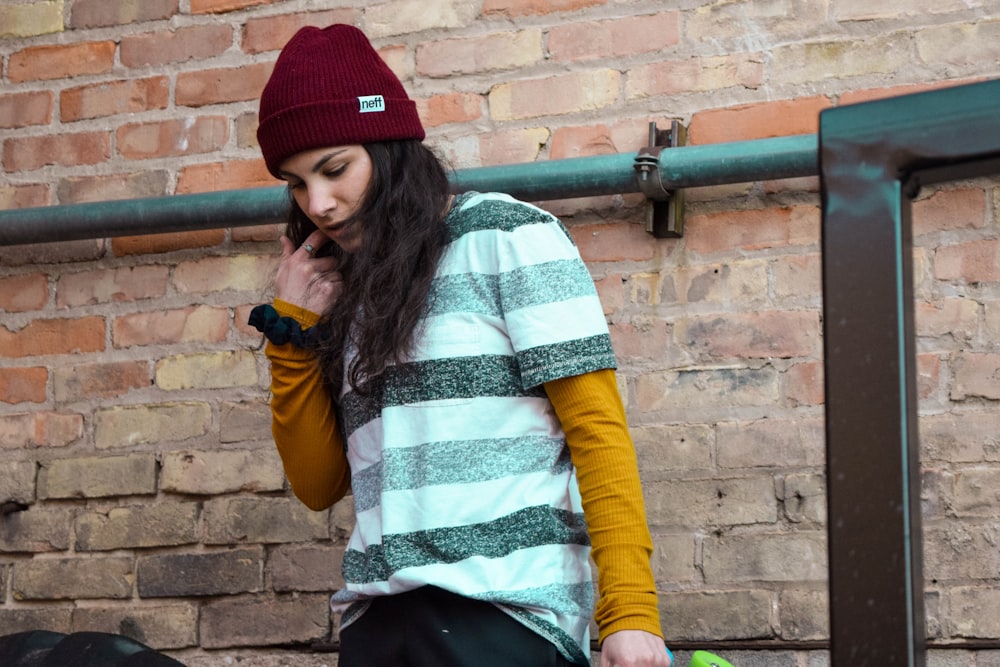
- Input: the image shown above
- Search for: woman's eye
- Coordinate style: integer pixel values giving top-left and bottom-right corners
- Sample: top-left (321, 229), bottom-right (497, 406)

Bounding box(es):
top-left (325, 165), bottom-right (347, 178)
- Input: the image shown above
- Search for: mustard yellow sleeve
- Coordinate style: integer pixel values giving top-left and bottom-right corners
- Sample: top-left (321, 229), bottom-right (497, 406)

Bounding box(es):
top-left (544, 368), bottom-right (663, 644)
top-left (265, 299), bottom-right (350, 510)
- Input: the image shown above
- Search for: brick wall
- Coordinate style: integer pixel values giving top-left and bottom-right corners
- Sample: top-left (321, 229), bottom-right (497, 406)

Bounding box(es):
top-left (1, 0), bottom-right (999, 664)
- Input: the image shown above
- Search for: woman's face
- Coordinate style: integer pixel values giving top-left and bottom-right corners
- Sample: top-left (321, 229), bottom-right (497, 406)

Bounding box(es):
top-left (278, 144), bottom-right (374, 253)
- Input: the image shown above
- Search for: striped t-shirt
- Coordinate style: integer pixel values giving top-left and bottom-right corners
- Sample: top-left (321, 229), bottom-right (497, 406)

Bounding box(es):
top-left (331, 191), bottom-right (618, 664)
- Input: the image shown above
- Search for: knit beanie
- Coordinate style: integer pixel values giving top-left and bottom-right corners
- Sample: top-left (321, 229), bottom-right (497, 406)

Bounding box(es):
top-left (257, 24), bottom-right (425, 177)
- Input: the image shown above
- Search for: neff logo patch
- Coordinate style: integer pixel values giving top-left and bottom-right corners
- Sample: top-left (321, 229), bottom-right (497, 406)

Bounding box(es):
top-left (358, 95), bottom-right (385, 113)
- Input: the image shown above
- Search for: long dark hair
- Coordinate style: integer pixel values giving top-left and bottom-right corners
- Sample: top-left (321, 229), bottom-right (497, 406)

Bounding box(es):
top-left (284, 139), bottom-right (452, 398)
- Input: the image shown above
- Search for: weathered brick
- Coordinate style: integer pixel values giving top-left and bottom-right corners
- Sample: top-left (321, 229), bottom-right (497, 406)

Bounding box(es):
top-left (242, 9), bottom-right (360, 55)
top-left (780, 473), bottom-right (826, 525)
top-left (549, 124), bottom-right (616, 160)
top-left (116, 116), bottom-right (229, 160)
top-left (199, 594), bottom-right (330, 648)
top-left (76, 503), bottom-right (199, 551)
top-left (0, 411), bottom-right (84, 449)
top-left (569, 221), bottom-right (659, 263)
top-left (137, 547), bottom-right (264, 597)
top-left (3, 132), bottom-right (111, 171)
top-left (628, 54), bottom-right (764, 99)
top-left (364, 0), bottom-right (477, 38)
top-left (70, 0), bottom-right (178, 28)
top-left (61, 77), bottom-right (170, 122)
top-left (550, 13), bottom-right (680, 62)
top-left (924, 522), bottom-right (1000, 581)
top-left (771, 34), bottom-right (912, 85)
top-left (112, 306), bottom-right (230, 348)
top-left (915, 21), bottom-right (1000, 70)
top-left (13, 557), bottom-right (133, 600)
top-left (418, 92), bottom-right (483, 128)
top-left (190, 0), bottom-right (273, 14)
top-left (0, 506), bottom-right (72, 553)
top-left (913, 188), bottom-right (988, 236)
top-left (269, 543), bottom-right (345, 592)
top-left (219, 400), bottom-right (271, 444)
top-left (57, 170), bottom-right (172, 204)
top-left (935, 239), bottom-right (1000, 283)
top-left (915, 298), bottom-right (979, 343)
top-left (786, 361), bottom-right (824, 407)
top-left (202, 496), bottom-right (329, 544)
top-left (608, 319), bottom-right (672, 366)
top-left (8, 41), bottom-right (116, 82)
top-left (704, 531), bottom-right (827, 583)
top-left (718, 418), bottom-right (824, 469)
top-left (160, 449), bottom-right (285, 496)
top-left (920, 410), bottom-right (1000, 463)
top-left (53, 360), bottom-right (150, 402)
top-left (176, 63), bottom-right (272, 107)
top-left (0, 459), bottom-right (36, 504)
top-left (0, 608), bottom-right (72, 636)
top-left (72, 603), bottom-right (199, 650)
top-left (120, 25), bottom-right (233, 67)
top-left (0, 183), bottom-right (51, 210)
top-left (635, 367), bottom-right (781, 415)
top-left (171, 255), bottom-right (277, 294)
top-left (38, 454), bottom-right (158, 499)
top-left (643, 476), bottom-right (778, 529)
top-left (951, 353), bottom-right (1000, 401)
top-left (631, 424), bottom-right (714, 475)
top-left (93, 402), bottom-right (212, 449)
top-left (176, 159), bottom-right (276, 193)
top-left (56, 265), bottom-right (169, 307)
top-left (482, 0), bottom-right (605, 17)
top-left (0, 1), bottom-right (64, 38)
top-left (155, 350), bottom-right (259, 391)
top-left (478, 128), bottom-right (550, 166)
top-left (779, 587), bottom-right (829, 640)
top-left (0, 366), bottom-right (48, 404)
top-left (416, 30), bottom-right (543, 77)
top-left (658, 590), bottom-right (773, 641)
top-left (674, 311), bottom-right (821, 360)
top-left (950, 586), bottom-right (1000, 638)
top-left (0, 90), bottom-right (53, 129)
top-left (490, 70), bottom-right (621, 121)
top-left (950, 467), bottom-right (1000, 518)
top-left (649, 532), bottom-right (700, 584)
top-left (674, 260), bottom-right (770, 308)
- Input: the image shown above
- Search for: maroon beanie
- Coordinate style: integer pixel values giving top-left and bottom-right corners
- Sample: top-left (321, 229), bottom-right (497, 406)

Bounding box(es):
top-left (257, 24), bottom-right (425, 177)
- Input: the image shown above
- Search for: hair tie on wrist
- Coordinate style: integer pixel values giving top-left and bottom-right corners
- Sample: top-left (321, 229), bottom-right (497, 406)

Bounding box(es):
top-left (248, 304), bottom-right (320, 348)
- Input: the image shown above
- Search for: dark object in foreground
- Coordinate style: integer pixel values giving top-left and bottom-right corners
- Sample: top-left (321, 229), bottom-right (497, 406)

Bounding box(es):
top-left (0, 631), bottom-right (185, 667)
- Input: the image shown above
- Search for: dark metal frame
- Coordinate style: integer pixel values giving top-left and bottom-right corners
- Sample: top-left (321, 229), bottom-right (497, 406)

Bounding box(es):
top-left (820, 78), bottom-right (1000, 667)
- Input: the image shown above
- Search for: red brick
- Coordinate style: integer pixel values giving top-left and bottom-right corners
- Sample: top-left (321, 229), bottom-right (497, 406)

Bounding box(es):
top-left (418, 92), bottom-right (483, 128)
top-left (609, 320), bottom-right (671, 362)
top-left (176, 159), bottom-right (276, 193)
top-left (8, 42), bottom-right (116, 83)
top-left (416, 31), bottom-right (543, 77)
top-left (0, 317), bottom-right (105, 358)
top-left (0, 273), bottom-right (49, 312)
top-left (70, 0), bottom-right (178, 28)
top-left (111, 231), bottom-right (227, 257)
top-left (52, 361), bottom-right (150, 402)
top-left (231, 225), bottom-right (283, 244)
top-left (478, 128), bottom-right (550, 166)
top-left (3, 132), bottom-right (110, 171)
top-left (0, 412), bottom-right (84, 449)
top-left (482, 0), bottom-right (606, 17)
top-left (61, 77), bottom-right (169, 122)
top-left (116, 116), bottom-right (229, 160)
top-left (121, 25), bottom-right (232, 68)
top-left (548, 13), bottom-right (680, 62)
top-left (176, 64), bottom-right (272, 107)
top-left (684, 205), bottom-right (820, 255)
top-left (569, 222), bottom-right (660, 263)
top-left (952, 352), bottom-right (1000, 401)
top-left (191, 0), bottom-right (277, 13)
top-left (786, 361), bottom-right (824, 406)
top-left (242, 10), bottom-right (360, 54)
top-left (935, 239), bottom-right (1000, 283)
top-left (628, 54), bottom-right (764, 99)
top-left (912, 188), bottom-right (987, 236)
top-left (0, 91), bottom-right (53, 129)
top-left (490, 69), bottom-right (620, 120)
top-left (688, 96), bottom-right (833, 144)
top-left (0, 367), bottom-right (48, 404)
top-left (56, 266), bottom-right (170, 308)
top-left (550, 125), bottom-right (616, 159)
top-left (917, 353), bottom-right (941, 400)
top-left (676, 311), bottom-right (821, 360)
top-left (112, 306), bottom-right (230, 348)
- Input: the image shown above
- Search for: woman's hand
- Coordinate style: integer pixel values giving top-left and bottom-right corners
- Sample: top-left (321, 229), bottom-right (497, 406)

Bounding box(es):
top-left (274, 230), bottom-right (343, 315)
top-left (600, 630), bottom-right (673, 667)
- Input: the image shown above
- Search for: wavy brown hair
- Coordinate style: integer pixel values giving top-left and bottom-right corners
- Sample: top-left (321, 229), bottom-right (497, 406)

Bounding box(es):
top-left (284, 140), bottom-right (452, 398)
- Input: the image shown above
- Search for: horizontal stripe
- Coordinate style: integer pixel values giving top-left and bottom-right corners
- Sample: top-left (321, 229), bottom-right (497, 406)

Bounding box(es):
top-left (500, 259), bottom-right (596, 313)
top-left (517, 334), bottom-right (617, 388)
top-left (342, 505), bottom-right (589, 584)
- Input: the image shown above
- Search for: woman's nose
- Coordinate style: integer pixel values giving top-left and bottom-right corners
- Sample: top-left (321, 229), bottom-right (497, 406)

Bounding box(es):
top-left (307, 189), bottom-right (336, 218)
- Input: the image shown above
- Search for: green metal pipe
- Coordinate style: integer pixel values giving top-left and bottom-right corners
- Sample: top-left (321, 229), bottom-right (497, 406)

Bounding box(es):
top-left (0, 133), bottom-right (817, 246)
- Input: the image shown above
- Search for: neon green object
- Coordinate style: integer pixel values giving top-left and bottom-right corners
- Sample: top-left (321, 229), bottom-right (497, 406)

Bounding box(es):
top-left (690, 650), bottom-right (735, 667)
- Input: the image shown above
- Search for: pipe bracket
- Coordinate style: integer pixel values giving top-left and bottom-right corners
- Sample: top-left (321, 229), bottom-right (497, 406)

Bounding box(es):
top-left (634, 120), bottom-right (686, 237)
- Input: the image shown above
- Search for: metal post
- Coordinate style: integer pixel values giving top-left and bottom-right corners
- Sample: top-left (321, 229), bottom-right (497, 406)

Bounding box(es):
top-left (820, 78), bottom-right (1000, 667)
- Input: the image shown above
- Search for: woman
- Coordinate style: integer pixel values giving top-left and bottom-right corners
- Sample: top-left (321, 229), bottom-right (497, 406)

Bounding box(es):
top-left (250, 24), bottom-right (670, 667)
